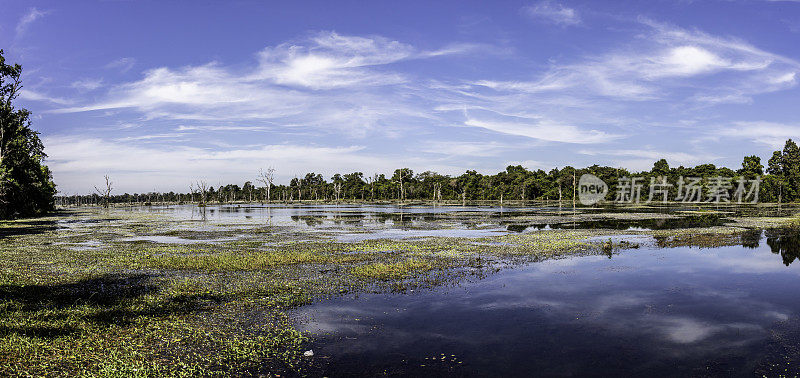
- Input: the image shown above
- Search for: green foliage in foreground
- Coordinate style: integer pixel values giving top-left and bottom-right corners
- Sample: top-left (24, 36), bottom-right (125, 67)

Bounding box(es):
top-left (1, 208), bottom-right (788, 376)
top-left (0, 274), bottom-right (310, 377)
top-left (351, 259), bottom-right (434, 280)
top-left (0, 50), bottom-right (56, 219)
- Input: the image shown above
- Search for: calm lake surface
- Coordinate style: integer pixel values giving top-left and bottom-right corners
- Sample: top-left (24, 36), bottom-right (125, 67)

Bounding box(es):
top-left (296, 238), bottom-right (800, 377)
top-left (117, 203), bottom-right (753, 237)
top-left (100, 204), bottom-right (800, 375)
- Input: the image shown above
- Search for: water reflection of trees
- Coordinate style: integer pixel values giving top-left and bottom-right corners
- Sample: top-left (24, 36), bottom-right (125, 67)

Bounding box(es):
top-left (291, 215), bottom-right (324, 227)
top-left (740, 229), bottom-right (762, 249)
top-left (765, 229), bottom-right (800, 266)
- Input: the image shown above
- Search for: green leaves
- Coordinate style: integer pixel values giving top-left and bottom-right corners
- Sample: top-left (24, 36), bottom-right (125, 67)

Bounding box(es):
top-left (0, 50), bottom-right (56, 219)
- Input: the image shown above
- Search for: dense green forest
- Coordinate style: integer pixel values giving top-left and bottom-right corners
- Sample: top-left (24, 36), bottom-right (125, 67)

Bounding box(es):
top-left (0, 50), bottom-right (56, 219)
top-left (60, 139), bottom-right (800, 206)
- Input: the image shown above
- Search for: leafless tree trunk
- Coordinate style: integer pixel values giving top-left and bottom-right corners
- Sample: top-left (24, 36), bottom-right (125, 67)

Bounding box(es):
top-left (433, 182), bottom-right (442, 202)
top-left (94, 175), bottom-right (113, 208)
top-left (258, 167), bottom-right (275, 203)
top-left (558, 185), bottom-right (562, 207)
top-left (195, 180), bottom-right (208, 206)
top-left (333, 182), bottom-right (342, 201)
top-left (366, 176), bottom-right (374, 201)
top-left (400, 178), bottom-right (404, 202)
top-left (572, 172), bottom-right (576, 210)
top-left (372, 174), bottom-right (377, 200)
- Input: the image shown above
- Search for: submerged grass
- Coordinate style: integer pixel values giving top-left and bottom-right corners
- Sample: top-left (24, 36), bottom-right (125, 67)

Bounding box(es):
top-left (351, 259), bottom-right (433, 280)
top-left (136, 248), bottom-right (372, 272)
top-left (0, 206), bottom-right (795, 376)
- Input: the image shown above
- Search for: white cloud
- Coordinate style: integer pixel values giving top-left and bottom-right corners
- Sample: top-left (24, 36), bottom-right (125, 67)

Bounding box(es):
top-left (465, 118), bottom-right (620, 144)
top-left (473, 21), bottom-right (798, 102)
top-left (105, 57), bottom-right (136, 73)
top-left (52, 32), bottom-right (465, 138)
top-left (43, 136), bottom-right (469, 193)
top-left (418, 141), bottom-right (513, 157)
top-left (18, 89), bottom-right (72, 105)
top-left (522, 1), bottom-right (581, 26)
top-left (71, 78), bottom-right (104, 92)
top-left (768, 71), bottom-right (797, 85)
top-left (716, 121), bottom-right (800, 149)
top-left (16, 8), bottom-right (47, 37)
top-left (647, 46), bottom-right (731, 78)
top-left (38, 25), bottom-right (800, 192)
top-left (251, 32), bottom-right (413, 89)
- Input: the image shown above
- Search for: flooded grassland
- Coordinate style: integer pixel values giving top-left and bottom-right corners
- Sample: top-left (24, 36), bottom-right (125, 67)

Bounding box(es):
top-left (1, 204), bottom-right (800, 376)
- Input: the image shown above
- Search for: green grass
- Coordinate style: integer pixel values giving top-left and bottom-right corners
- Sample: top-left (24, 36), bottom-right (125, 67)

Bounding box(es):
top-left (1, 206), bottom-right (793, 376)
top-left (351, 259), bottom-right (433, 280)
top-left (136, 248), bottom-right (372, 272)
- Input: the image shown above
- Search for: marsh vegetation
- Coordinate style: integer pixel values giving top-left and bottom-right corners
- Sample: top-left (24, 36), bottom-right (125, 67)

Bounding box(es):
top-left (2, 203), bottom-right (800, 376)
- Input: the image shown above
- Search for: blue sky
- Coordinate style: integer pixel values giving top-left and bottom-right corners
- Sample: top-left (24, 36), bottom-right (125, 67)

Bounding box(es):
top-left (2, 0), bottom-right (800, 194)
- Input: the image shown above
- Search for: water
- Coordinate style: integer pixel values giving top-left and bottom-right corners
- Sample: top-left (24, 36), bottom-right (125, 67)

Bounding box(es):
top-left (113, 204), bottom-right (733, 241)
top-left (118, 235), bottom-right (236, 244)
top-left (296, 237), bottom-right (800, 377)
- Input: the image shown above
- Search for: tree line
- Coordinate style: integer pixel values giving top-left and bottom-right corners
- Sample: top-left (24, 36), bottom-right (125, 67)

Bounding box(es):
top-left (59, 138), bottom-right (800, 207)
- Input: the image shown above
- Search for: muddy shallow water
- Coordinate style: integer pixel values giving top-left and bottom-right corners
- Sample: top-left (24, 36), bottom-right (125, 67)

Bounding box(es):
top-left (296, 235), bottom-right (800, 377)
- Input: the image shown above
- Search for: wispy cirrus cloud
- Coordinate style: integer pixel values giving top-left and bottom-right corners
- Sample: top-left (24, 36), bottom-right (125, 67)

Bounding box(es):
top-left (71, 78), bottom-right (104, 92)
top-left (105, 57), bottom-right (136, 73)
top-left (15, 8), bottom-right (47, 37)
top-left (32, 19), bottom-right (800, 193)
top-left (522, 1), bottom-right (581, 26)
top-left (18, 89), bottom-right (72, 105)
top-left (465, 118), bottom-right (620, 144)
top-left (418, 140), bottom-right (515, 157)
top-left (474, 19), bottom-right (799, 102)
top-left (52, 32), bottom-right (472, 138)
top-left (714, 121), bottom-right (800, 149)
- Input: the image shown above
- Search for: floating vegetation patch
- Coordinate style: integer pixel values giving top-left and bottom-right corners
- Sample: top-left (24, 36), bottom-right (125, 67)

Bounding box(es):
top-left (2, 205), bottom-right (799, 375)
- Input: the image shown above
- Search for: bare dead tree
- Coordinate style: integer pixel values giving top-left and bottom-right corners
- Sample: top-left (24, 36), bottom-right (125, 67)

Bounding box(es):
top-left (195, 180), bottom-right (208, 206)
top-left (371, 174), bottom-right (377, 200)
top-left (94, 175), bottom-right (113, 208)
top-left (258, 167), bottom-right (275, 203)
top-left (333, 182), bottom-right (342, 201)
top-left (394, 169), bottom-right (410, 202)
top-left (189, 183), bottom-right (196, 203)
top-left (295, 175), bottom-right (302, 201)
top-left (433, 182), bottom-right (442, 202)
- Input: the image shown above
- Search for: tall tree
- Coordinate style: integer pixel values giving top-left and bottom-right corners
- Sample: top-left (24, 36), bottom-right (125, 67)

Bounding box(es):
top-left (739, 155), bottom-right (764, 179)
top-left (0, 50), bottom-right (56, 219)
top-left (651, 159), bottom-right (670, 176)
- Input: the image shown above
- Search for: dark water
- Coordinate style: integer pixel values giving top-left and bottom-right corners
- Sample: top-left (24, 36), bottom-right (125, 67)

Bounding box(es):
top-left (505, 213), bottom-right (727, 232)
top-left (297, 234), bottom-right (800, 377)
